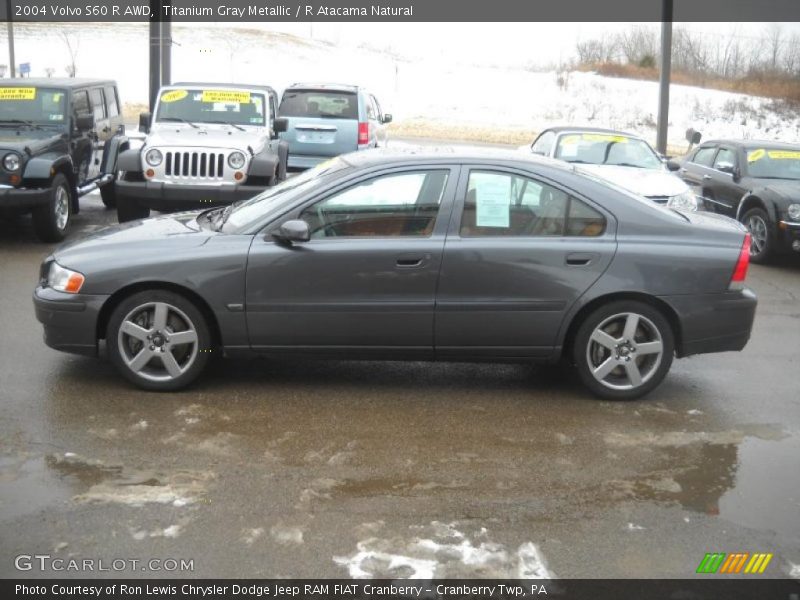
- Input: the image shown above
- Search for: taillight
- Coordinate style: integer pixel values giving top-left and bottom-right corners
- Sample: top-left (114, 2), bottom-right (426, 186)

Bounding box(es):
top-left (358, 122), bottom-right (369, 145)
top-left (730, 233), bottom-right (751, 288)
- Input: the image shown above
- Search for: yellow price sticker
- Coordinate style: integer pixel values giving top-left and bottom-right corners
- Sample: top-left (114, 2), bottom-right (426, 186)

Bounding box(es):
top-left (201, 90), bottom-right (250, 104)
top-left (582, 133), bottom-right (628, 143)
top-left (160, 89), bottom-right (188, 103)
top-left (0, 87), bottom-right (36, 100)
top-left (767, 150), bottom-right (800, 160)
top-left (747, 149), bottom-right (766, 162)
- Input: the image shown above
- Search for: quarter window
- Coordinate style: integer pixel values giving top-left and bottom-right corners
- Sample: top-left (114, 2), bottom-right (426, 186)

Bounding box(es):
top-left (691, 146), bottom-right (716, 166)
top-left (460, 171), bottom-right (604, 237)
top-left (299, 170), bottom-right (448, 238)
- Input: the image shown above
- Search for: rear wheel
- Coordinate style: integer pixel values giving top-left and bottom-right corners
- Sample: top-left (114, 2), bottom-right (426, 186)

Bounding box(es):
top-left (742, 207), bottom-right (774, 264)
top-left (573, 300), bottom-right (674, 401)
top-left (116, 192), bottom-right (150, 223)
top-left (107, 290), bottom-right (212, 391)
top-left (32, 173), bottom-right (72, 243)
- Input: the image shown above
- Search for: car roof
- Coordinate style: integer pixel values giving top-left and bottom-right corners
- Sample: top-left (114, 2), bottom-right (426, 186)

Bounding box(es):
top-left (0, 78), bottom-right (115, 89)
top-left (285, 82), bottom-right (361, 93)
top-left (702, 139), bottom-right (800, 150)
top-left (170, 82), bottom-right (277, 94)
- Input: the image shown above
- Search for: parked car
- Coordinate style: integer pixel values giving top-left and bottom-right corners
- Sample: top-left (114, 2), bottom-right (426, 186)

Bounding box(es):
top-left (279, 83), bottom-right (391, 169)
top-left (34, 149), bottom-right (755, 400)
top-left (675, 139), bottom-right (800, 263)
top-left (115, 83), bottom-right (289, 222)
top-left (0, 78), bottom-right (127, 241)
top-left (523, 126), bottom-right (700, 212)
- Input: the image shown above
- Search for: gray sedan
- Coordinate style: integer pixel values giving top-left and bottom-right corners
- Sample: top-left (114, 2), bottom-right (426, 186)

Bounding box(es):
top-left (33, 149), bottom-right (757, 400)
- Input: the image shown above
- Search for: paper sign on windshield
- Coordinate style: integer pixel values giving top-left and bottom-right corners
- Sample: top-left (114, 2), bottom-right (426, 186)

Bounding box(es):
top-left (0, 87), bottom-right (36, 100)
top-left (747, 149), bottom-right (766, 162)
top-left (767, 150), bottom-right (800, 160)
top-left (160, 89), bottom-right (188, 103)
top-left (473, 174), bottom-right (511, 228)
top-left (201, 90), bottom-right (250, 104)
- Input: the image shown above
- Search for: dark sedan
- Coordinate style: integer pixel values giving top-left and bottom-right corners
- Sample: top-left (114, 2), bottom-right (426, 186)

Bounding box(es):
top-left (34, 149), bottom-right (756, 400)
top-left (676, 139), bottom-right (800, 263)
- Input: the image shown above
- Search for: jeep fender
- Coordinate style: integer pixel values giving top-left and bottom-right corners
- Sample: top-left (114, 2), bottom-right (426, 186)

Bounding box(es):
top-left (100, 135), bottom-right (130, 175)
top-left (117, 147), bottom-right (143, 173)
top-left (247, 148), bottom-right (280, 179)
top-left (22, 154), bottom-right (73, 182)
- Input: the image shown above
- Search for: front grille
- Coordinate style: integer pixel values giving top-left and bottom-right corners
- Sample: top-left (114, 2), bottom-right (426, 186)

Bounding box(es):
top-left (164, 151), bottom-right (225, 179)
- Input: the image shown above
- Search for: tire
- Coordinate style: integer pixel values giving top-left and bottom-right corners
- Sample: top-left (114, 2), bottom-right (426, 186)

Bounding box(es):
top-left (100, 181), bottom-right (117, 208)
top-left (573, 300), bottom-right (674, 401)
top-left (32, 173), bottom-right (72, 243)
top-left (116, 193), bottom-right (150, 223)
top-left (107, 290), bottom-right (212, 391)
top-left (741, 207), bottom-right (774, 264)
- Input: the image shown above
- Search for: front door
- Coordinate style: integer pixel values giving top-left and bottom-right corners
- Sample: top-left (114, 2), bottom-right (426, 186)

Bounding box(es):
top-left (707, 146), bottom-right (747, 217)
top-left (245, 166), bottom-right (458, 356)
top-left (435, 167), bottom-right (617, 359)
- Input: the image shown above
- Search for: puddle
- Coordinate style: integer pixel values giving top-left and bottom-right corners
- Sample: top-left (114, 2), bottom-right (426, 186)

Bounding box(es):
top-left (0, 455), bottom-right (74, 520)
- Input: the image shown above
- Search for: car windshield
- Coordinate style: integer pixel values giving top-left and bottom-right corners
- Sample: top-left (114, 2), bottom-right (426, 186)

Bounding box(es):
top-left (222, 158), bottom-right (350, 233)
top-left (745, 147), bottom-right (800, 180)
top-left (554, 133), bottom-right (662, 169)
top-left (279, 90), bottom-right (358, 119)
top-left (0, 86), bottom-right (67, 125)
top-left (156, 88), bottom-right (266, 127)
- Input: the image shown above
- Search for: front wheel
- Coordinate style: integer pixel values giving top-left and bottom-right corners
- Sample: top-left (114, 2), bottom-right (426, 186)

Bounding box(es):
top-left (573, 301), bottom-right (674, 401)
top-left (32, 173), bottom-right (72, 243)
top-left (107, 290), bottom-right (212, 391)
top-left (742, 207), bottom-right (774, 264)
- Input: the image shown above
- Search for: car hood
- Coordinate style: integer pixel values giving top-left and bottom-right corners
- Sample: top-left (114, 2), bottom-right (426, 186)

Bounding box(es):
top-left (755, 180), bottom-right (800, 200)
top-left (0, 129), bottom-right (63, 153)
top-left (146, 124), bottom-right (266, 152)
top-left (576, 164), bottom-right (688, 198)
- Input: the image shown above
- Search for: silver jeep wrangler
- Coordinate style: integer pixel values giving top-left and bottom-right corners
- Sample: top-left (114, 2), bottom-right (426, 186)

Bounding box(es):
top-left (115, 83), bottom-right (288, 222)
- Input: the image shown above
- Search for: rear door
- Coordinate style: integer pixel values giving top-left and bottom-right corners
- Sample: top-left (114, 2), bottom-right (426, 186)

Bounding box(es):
top-left (278, 88), bottom-right (359, 158)
top-left (435, 166), bottom-right (617, 359)
top-left (86, 87), bottom-right (111, 181)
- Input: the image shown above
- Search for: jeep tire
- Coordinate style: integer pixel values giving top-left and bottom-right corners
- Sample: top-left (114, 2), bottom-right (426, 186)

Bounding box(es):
top-left (32, 173), bottom-right (72, 243)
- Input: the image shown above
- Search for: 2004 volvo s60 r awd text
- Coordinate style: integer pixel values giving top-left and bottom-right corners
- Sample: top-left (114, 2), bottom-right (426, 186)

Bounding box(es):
top-left (33, 148), bottom-right (756, 400)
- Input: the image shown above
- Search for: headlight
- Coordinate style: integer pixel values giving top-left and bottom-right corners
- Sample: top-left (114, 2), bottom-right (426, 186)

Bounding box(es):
top-left (667, 190), bottom-right (699, 212)
top-left (47, 262), bottom-right (85, 294)
top-left (227, 151), bottom-right (246, 170)
top-left (145, 148), bottom-right (163, 166)
top-left (788, 203), bottom-right (800, 221)
top-left (3, 152), bottom-right (20, 171)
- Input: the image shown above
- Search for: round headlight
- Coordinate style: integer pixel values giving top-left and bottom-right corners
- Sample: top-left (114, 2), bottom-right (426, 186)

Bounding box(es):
top-left (667, 190), bottom-right (699, 212)
top-left (227, 151), bottom-right (246, 170)
top-left (3, 153), bottom-right (20, 172)
top-left (145, 148), bottom-right (163, 167)
top-left (788, 203), bottom-right (800, 221)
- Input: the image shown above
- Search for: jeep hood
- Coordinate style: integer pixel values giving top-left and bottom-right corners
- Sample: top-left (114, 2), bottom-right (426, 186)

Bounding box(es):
top-left (577, 164), bottom-right (689, 198)
top-left (146, 124), bottom-right (266, 152)
top-left (0, 129), bottom-right (64, 153)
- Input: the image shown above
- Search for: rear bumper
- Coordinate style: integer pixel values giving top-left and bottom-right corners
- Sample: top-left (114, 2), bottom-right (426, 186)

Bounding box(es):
top-left (116, 180), bottom-right (266, 211)
top-left (33, 286), bottom-right (108, 357)
top-left (0, 185), bottom-right (51, 211)
top-left (662, 288), bottom-right (757, 357)
top-left (287, 154), bottom-right (333, 170)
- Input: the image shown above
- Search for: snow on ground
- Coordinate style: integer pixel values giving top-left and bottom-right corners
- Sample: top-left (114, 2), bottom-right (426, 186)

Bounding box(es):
top-left (3, 23), bottom-right (800, 147)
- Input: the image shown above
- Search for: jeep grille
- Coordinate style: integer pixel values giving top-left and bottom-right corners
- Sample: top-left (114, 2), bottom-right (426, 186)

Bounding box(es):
top-left (164, 151), bottom-right (225, 179)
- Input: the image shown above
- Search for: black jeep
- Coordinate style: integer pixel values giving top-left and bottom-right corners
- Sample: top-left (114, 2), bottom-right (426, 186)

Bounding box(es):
top-left (0, 78), bottom-right (127, 242)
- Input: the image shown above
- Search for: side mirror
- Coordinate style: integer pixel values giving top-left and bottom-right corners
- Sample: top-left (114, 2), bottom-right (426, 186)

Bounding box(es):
top-left (273, 219), bottom-right (310, 244)
top-left (273, 117), bottom-right (288, 134)
top-left (138, 111), bottom-right (152, 134)
top-left (75, 113), bottom-right (94, 131)
top-left (382, 113), bottom-right (393, 124)
top-left (666, 159), bottom-right (681, 172)
top-left (717, 162), bottom-right (735, 175)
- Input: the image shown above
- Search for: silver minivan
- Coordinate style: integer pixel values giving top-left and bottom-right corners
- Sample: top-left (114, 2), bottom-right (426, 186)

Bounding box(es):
top-left (278, 83), bottom-right (391, 169)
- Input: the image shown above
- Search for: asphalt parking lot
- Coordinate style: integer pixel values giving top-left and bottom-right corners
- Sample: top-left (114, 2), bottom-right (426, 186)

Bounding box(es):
top-left (1, 192), bottom-right (799, 579)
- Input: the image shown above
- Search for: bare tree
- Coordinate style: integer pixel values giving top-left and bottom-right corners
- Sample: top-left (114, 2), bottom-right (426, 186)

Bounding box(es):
top-left (765, 24), bottom-right (783, 72)
top-left (618, 25), bottom-right (657, 66)
top-left (61, 31), bottom-right (79, 77)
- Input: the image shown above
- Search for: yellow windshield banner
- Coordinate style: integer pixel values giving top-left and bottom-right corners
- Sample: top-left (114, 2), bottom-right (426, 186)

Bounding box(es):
top-left (562, 133), bottom-right (629, 144)
top-left (0, 87), bottom-right (36, 100)
top-left (767, 150), bottom-right (800, 160)
top-left (747, 149), bottom-right (766, 162)
top-left (160, 89), bottom-right (188, 103)
top-left (201, 90), bottom-right (250, 104)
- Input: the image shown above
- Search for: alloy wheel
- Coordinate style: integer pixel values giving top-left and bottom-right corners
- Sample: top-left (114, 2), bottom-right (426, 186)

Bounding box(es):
top-left (54, 185), bottom-right (69, 231)
top-left (746, 215), bottom-right (768, 257)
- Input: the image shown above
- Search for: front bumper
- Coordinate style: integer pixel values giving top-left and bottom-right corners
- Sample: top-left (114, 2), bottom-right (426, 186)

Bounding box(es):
top-left (116, 179), bottom-right (266, 211)
top-left (0, 185), bottom-right (51, 211)
top-left (778, 220), bottom-right (800, 251)
top-left (33, 286), bottom-right (109, 357)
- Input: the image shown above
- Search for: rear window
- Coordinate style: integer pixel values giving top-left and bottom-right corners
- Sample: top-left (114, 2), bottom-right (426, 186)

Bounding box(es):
top-left (279, 90), bottom-right (358, 119)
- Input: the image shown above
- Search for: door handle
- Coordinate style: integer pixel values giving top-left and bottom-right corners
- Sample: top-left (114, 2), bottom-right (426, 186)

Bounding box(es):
top-left (680, 167), bottom-right (687, 173)
top-left (702, 174), bottom-right (712, 180)
top-left (566, 252), bottom-right (596, 266)
top-left (395, 253), bottom-right (429, 268)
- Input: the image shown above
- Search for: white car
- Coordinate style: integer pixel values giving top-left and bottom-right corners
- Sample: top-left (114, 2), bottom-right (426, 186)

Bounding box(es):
top-left (521, 127), bottom-right (699, 211)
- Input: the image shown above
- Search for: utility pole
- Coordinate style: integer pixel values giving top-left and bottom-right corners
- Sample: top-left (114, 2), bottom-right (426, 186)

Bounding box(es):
top-left (148, 0), bottom-right (161, 112)
top-left (6, 0), bottom-right (16, 78)
top-left (656, 0), bottom-right (673, 155)
top-left (160, 16), bottom-right (171, 86)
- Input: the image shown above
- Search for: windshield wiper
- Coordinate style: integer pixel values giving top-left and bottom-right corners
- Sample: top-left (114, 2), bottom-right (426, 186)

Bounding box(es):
top-left (159, 117), bottom-right (199, 129)
top-left (0, 119), bottom-right (43, 129)
top-left (205, 120), bottom-right (246, 132)
top-left (608, 162), bottom-right (646, 168)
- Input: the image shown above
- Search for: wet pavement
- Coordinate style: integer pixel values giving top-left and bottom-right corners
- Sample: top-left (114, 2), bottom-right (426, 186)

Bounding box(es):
top-left (1, 194), bottom-right (799, 579)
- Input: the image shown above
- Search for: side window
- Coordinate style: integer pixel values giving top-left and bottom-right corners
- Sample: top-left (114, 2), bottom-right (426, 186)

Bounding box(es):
top-left (104, 86), bottom-right (119, 118)
top-left (89, 87), bottom-right (106, 120)
top-left (72, 90), bottom-right (90, 116)
top-left (691, 146), bottom-right (716, 167)
top-left (299, 170), bottom-right (449, 239)
top-left (566, 198), bottom-right (606, 236)
top-left (713, 148), bottom-right (736, 171)
top-left (531, 131), bottom-right (555, 156)
top-left (371, 95), bottom-right (382, 121)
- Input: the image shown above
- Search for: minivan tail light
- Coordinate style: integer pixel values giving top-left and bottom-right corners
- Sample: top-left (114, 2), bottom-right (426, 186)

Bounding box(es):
top-left (730, 233), bottom-right (751, 288)
top-left (358, 122), bottom-right (369, 145)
